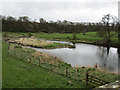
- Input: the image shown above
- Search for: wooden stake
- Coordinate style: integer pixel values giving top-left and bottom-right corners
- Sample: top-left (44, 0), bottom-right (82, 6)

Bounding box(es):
top-left (51, 63), bottom-right (52, 71)
top-left (38, 57), bottom-right (40, 66)
top-left (86, 72), bottom-right (88, 85)
top-left (8, 42), bottom-right (10, 54)
top-left (66, 67), bottom-right (68, 77)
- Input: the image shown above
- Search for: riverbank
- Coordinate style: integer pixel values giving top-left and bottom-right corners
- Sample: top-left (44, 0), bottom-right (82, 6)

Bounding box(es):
top-left (34, 32), bottom-right (120, 48)
top-left (5, 40), bottom-right (119, 87)
top-left (2, 41), bottom-right (91, 88)
top-left (36, 38), bottom-right (120, 48)
top-left (9, 37), bottom-right (75, 49)
top-left (3, 32), bottom-right (120, 48)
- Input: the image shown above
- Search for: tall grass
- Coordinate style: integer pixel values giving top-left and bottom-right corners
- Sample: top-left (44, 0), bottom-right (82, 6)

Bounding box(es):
top-left (14, 38), bottom-right (73, 49)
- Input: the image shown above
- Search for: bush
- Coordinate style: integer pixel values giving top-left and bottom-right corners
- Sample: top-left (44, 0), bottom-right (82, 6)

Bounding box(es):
top-left (67, 64), bottom-right (72, 68)
top-left (88, 68), bottom-right (91, 71)
top-left (28, 33), bottom-right (32, 37)
top-left (3, 32), bottom-right (8, 38)
top-left (82, 66), bottom-right (85, 69)
top-left (14, 45), bottom-right (22, 48)
top-left (92, 68), bottom-right (96, 71)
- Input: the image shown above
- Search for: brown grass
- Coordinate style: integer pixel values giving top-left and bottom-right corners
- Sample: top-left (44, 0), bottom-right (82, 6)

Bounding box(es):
top-left (15, 38), bottom-right (52, 47)
top-left (31, 51), bottom-right (62, 64)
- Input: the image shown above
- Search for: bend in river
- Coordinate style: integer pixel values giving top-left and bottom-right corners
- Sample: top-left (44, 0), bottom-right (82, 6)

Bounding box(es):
top-left (32, 40), bottom-right (120, 74)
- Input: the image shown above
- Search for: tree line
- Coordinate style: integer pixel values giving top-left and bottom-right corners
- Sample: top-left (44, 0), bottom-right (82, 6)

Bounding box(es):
top-left (1, 15), bottom-right (117, 32)
top-left (1, 14), bottom-right (120, 42)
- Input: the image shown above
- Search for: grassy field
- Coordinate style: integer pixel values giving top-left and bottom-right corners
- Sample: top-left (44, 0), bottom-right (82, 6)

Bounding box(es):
top-left (2, 41), bottom-right (92, 88)
top-left (3, 32), bottom-right (120, 46)
top-left (35, 32), bottom-right (102, 42)
top-left (35, 32), bottom-right (120, 44)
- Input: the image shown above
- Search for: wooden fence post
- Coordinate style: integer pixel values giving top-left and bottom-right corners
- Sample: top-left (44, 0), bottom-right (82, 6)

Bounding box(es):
top-left (91, 76), bottom-right (92, 82)
top-left (8, 42), bottom-right (10, 54)
top-left (51, 63), bottom-right (52, 71)
top-left (86, 72), bottom-right (88, 85)
top-left (77, 69), bottom-right (79, 73)
top-left (38, 57), bottom-right (40, 66)
top-left (66, 67), bottom-right (68, 77)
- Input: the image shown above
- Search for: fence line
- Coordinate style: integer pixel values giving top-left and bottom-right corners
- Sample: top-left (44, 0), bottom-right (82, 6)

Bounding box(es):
top-left (8, 42), bottom-right (111, 87)
top-left (86, 72), bottom-right (110, 87)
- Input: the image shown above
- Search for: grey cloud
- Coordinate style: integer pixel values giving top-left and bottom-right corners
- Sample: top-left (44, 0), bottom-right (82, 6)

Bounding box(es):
top-left (1, 1), bottom-right (118, 22)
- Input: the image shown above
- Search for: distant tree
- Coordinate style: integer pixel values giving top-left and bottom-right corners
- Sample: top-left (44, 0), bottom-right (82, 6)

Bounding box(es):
top-left (118, 23), bottom-right (120, 41)
top-left (82, 23), bottom-right (86, 35)
top-left (57, 20), bottom-right (62, 25)
top-left (7, 16), bottom-right (16, 22)
top-left (99, 14), bottom-right (117, 43)
top-left (1, 15), bottom-right (117, 34)
top-left (18, 16), bottom-right (30, 22)
top-left (72, 33), bottom-right (77, 40)
top-left (62, 20), bottom-right (68, 25)
top-left (101, 14), bottom-right (111, 43)
top-left (39, 18), bottom-right (46, 23)
top-left (97, 22), bottom-right (106, 37)
top-left (72, 24), bottom-right (77, 40)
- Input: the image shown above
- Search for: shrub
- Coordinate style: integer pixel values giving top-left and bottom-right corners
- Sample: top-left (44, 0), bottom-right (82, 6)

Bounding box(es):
top-left (3, 32), bottom-right (8, 38)
top-left (92, 68), bottom-right (96, 71)
top-left (82, 66), bottom-right (85, 69)
top-left (14, 45), bottom-right (22, 48)
top-left (28, 33), bottom-right (32, 37)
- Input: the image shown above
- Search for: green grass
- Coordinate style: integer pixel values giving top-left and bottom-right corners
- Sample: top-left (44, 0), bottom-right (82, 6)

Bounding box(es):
top-left (35, 32), bottom-right (102, 41)
top-left (35, 32), bottom-right (119, 43)
top-left (2, 41), bottom-right (91, 88)
top-left (42, 42), bottom-right (74, 48)
top-left (35, 32), bottom-right (120, 46)
top-left (35, 33), bottom-right (73, 40)
top-left (3, 31), bottom-right (120, 45)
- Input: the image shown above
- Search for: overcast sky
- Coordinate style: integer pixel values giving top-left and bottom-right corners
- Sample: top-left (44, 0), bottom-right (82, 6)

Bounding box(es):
top-left (0, 0), bottom-right (119, 22)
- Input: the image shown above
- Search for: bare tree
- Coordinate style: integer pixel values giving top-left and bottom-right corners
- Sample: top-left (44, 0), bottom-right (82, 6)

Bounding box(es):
top-left (101, 14), bottom-right (118, 43)
top-left (102, 14), bottom-right (111, 43)
top-left (111, 16), bottom-right (120, 42)
top-left (118, 23), bottom-right (120, 41)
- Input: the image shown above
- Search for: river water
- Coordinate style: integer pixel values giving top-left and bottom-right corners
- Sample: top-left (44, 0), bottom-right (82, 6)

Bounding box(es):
top-left (32, 40), bottom-right (120, 74)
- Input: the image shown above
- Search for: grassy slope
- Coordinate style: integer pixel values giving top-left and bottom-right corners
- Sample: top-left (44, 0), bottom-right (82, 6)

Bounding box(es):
top-left (2, 41), bottom-right (91, 88)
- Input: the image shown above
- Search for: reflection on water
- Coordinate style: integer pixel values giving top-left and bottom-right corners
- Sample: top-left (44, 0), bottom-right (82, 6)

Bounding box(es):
top-left (118, 47), bottom-right (120, 75)
top-left (97, 46), bottom-right (118, 73)
top-left (32, 41), bottom-right (119, 73)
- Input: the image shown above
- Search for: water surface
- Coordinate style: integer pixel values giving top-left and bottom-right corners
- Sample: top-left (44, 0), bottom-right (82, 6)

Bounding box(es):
top-left (32, 41), bottom-right (119, 73)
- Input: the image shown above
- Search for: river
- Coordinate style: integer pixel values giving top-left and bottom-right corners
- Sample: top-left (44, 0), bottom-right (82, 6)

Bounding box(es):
top-left (32, 40), bottom-right (120, 74)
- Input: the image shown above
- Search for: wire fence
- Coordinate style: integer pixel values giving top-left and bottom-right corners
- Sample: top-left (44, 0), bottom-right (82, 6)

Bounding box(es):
top-left (8, 42), bottom-right (114, 87)
top-left (8, 43), bottom-right (87, 79)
